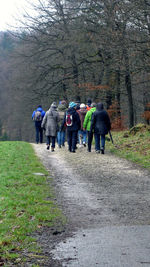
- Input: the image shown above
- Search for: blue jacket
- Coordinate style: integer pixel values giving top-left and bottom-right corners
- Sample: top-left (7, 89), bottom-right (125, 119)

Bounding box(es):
top-left (32, 107), bottom-right (45, 121)
top-left (61, 107), bottom-right (81, 131)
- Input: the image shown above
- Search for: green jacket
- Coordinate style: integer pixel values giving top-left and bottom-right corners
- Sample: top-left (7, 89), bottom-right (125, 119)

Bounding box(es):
top-left (83, 107), bottom-right (96, 131)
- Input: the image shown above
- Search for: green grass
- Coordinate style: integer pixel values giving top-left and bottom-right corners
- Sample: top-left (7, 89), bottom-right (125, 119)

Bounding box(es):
top-left (0, 141), bottom-right (65, 266)
top-left (106, 124), bottom-right (150, 170)
top-left (1, 127), bottom-right (149, 264)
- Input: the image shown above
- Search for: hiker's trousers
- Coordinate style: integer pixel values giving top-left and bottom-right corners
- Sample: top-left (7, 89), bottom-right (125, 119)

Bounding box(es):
top-left (67, 130), bottom-right (78, 151)
top-left (94, 133), bottom-right (105, 151)
top-left (57, 130), bottom-right (66, 146)
top-left (35, 122), bottom-right (43, 144)
top-left (46, 136), bottom-right (56, 148)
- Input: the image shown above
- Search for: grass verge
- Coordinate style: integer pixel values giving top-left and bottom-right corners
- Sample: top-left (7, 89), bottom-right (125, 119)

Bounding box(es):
top-left (106, 124), bottom-right (150, 170)
top-left (0, 141), bottom-right (65, 266)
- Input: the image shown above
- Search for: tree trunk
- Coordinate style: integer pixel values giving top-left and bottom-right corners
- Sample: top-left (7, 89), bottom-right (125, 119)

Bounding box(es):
top-left (116, 70), bottom-right (121, 118)
top-left (71, 52), bottom-right (79, 99)
top-left (124, 49), bottom-right (134, 128)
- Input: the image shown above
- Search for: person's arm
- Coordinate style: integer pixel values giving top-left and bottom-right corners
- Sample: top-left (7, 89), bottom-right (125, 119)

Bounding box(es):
top-left (83, 111), bottom-right (89, 130)
top-left (56, 112), bottom-right (60, 123)
top-left (32, 111), bottom-right (35, 120)
top-left (42, 110), bottom-right (46, 118)
top-left (60, 112), bottom-right (66, 131)
top-left (105, 112), bottom-right (111, 131)
top-left (90, 112), bottom-right (96, 132)
top-left (41, 113), bottom-right (47, 128)
top-left (76, 112), bottom-right (81, 130)
top-left (56, 112), bottom-right (60, 131)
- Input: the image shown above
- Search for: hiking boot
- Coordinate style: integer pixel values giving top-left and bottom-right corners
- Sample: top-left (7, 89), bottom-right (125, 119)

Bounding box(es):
top-left (101, 149), bottom-right (104, 154)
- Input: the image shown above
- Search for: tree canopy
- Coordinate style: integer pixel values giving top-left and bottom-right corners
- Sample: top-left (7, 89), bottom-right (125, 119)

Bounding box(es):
top-left (0, 0), bottom-right (150, 141)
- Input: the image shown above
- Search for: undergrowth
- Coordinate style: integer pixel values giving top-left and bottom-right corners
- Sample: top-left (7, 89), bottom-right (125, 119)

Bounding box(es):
top-left (106, 124), bottom-right (150, 170)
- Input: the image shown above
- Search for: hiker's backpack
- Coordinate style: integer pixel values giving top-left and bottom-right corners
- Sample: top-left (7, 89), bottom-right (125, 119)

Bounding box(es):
top-left (34, 111), bottom-right (42, 121)
top-left (66, 112), bottom-right (73, 126)
top-left (86, 105), bottom-right (92, 111)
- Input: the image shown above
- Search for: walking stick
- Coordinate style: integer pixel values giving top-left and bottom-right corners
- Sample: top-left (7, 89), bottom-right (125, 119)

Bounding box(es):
top-left (108, 131), bottom-right (114, 144)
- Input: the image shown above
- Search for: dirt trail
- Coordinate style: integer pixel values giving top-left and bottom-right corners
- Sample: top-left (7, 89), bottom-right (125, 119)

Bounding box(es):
top-left (32, 143), bottom-right (150, 267)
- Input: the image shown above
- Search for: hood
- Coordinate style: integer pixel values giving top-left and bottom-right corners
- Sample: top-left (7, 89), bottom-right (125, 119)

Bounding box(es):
top-left (96, 103), bottom-right (104, 111)
top-left (51, 102), bottom-right (57, 108)
top-left (58, 104), bottom-right (66, 111)
top-left (37, 107), bottom-right (43, 112)
top-left (67, 107), bottom-right (76, 114)
top-left (49, 106), bottom-right (57, 111)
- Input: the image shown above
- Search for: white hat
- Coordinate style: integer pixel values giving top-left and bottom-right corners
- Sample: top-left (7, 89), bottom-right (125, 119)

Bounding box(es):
top-left (80, 103), bottom-right (86, 109)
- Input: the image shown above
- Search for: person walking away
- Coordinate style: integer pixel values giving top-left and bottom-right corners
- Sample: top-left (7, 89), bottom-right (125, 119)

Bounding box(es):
top-left (57, 100), bottom-right (67, 148)
top-left (77, 103), bottom-right (87, 147)
top-left (32, 105), bottom-right (45, 144)
top-left (90, 102), bottom-right (111, 154)
top-left (41, 102), bottom-right (59, 151)
top-left (61, 102), bottom-right (81, 153)
top-left (83, 102), bottom-right (96, 152)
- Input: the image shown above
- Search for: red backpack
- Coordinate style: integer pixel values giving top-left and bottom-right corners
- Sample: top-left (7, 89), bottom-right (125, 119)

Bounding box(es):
top-left (66, 113), bottom-right (73, 126)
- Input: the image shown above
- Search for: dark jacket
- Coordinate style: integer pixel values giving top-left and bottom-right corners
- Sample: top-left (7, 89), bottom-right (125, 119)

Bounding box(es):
top-left (90, 103), bottom-right (111, 134)
top-left (61, 107), bottom-right (81, 131)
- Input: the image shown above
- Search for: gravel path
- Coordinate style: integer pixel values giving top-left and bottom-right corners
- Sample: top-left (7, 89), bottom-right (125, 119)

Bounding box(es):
top-left (32, 143), bottom-right (150, 267)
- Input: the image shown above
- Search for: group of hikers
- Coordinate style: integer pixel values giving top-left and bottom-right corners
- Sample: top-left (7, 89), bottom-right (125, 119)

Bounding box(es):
top-left (32, 99), bottom-right (111, 154)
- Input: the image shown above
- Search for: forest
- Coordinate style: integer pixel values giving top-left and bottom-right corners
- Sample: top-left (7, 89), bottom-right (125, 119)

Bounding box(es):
top-left (0, 0), bottom-right (150, 142)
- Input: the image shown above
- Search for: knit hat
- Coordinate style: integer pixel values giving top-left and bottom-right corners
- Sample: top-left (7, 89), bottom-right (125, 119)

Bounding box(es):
top-left (69, 102), bottom-right (77, 108)
top-left (80, 103), bottom-right (86, 109)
